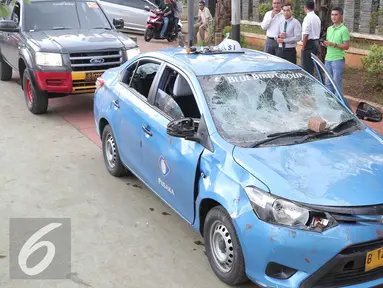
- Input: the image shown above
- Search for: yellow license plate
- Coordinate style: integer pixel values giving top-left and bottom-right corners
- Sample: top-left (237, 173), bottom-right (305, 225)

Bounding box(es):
top-left (365, 247), bottom-right (383, 272)
top-left (85, 71), bottom-right (103, 82)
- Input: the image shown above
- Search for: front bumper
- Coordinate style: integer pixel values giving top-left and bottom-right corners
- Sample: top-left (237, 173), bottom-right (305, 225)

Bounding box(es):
top-left (34, 70), bottom-right (104, 94)
top-left (234, 210), bottom-right (383, 288)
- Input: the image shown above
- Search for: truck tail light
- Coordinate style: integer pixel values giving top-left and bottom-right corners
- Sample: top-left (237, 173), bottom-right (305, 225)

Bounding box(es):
top-left (96, 77), bottom-right (104, 90)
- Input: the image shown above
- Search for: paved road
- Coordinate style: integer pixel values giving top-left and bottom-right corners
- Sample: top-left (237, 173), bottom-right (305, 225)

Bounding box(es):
top-left (1, 37), bottom-right (257, 288)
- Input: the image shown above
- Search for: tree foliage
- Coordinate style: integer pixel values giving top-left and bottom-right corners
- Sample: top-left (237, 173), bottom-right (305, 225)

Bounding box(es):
top-left (0, 0), bottom-right (29, 19)
top-left (362, 44), bottom-right (383, 88)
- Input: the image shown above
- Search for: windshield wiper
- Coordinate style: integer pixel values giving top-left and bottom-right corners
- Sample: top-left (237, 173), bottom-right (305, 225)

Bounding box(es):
top-left (267, 129), bottom-right (310, 138)
top-left (93, 27), bottom-right (111, 30)
top-left (328, 118), bottom-right (357, 132)
top-left (250, 129), bottom-right (314, 148)
top-left (294, 129), bottom-right (350, 144)
top-left (250, 118), bottom-right (359, 148)
top-left (250, 128), bottom-right (350, 148)
top-left (52, 27), bottom-right (72, 30)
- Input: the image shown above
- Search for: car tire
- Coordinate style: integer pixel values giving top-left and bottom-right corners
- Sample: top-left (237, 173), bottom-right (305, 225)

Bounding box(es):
top-left (144, 28), bottom-right (154, 42)
top-left (23, 69), bottom-right (49, 114)
top-left (102, 124), bottom-right (128, 177)
top-left (0, 57), bottom-right (12, 81)
top-left (204, 206), bottom-right (249, 286)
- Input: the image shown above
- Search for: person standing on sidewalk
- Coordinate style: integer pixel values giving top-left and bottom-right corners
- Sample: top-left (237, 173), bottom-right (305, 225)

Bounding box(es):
top-left (172, 0), bottom-right (183, 38)
top-left (275, 3), bottom-right (302, 64)
top-left (321, 7), bottom-right (350, 95)
top-left (301, 0), bottom-right (321, 75)
top-left (260, 0), bottom-right (284, 55)
top-left (194, 1), bottom-right (212, 42)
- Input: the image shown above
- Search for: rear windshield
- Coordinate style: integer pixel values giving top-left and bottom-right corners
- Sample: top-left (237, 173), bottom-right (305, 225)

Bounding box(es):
top-left (198, 70), bottom-right (355, 146)
top-left (24, 1), bottom-right (111, 31)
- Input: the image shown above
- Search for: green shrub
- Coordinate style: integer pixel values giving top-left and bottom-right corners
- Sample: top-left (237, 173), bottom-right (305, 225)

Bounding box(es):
top-left (257, 2), bottom-right (272, 17)
top-left (197, 39), bottom-right (207, 46)
top-left (361, 44), bottom-right (383, 88)
top-left (0, 0), bottom-right (29, 18)
top-left (257, 0), bottom-right (305, 21)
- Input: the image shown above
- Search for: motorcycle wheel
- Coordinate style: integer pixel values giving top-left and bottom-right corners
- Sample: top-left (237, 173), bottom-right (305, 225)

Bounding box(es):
top-left (144, 28), bottom-right (154, 42)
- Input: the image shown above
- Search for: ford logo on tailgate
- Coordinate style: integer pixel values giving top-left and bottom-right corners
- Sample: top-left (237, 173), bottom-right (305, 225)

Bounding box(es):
top-left (90, 57), bottom-right (105, 64)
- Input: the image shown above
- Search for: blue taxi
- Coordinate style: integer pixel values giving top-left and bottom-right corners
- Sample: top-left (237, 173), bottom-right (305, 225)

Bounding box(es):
top-left (93, 39), bottom-right (383, 287)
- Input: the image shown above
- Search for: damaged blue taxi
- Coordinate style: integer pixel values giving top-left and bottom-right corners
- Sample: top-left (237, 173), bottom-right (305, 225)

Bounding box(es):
top-left (93, 38), bottom-right (383, 287)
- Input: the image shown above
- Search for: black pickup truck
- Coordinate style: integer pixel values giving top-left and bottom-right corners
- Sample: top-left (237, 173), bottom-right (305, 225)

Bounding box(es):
top-left (0, 0), bottom-right (140, 114)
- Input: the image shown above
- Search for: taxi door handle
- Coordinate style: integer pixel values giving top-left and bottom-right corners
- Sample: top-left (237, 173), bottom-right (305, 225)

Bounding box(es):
top-left (142, 125), bottom-right (153, 136)
top-left (112, 99), bottom-right (120, 108)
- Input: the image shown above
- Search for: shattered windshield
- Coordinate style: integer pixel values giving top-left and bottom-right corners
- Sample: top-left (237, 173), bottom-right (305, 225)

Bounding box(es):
top-left (198, 70), bottom-right (356, 147)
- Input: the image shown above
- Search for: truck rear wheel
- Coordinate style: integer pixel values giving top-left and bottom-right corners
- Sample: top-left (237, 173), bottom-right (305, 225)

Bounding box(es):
top-left (0, 57), bottom-right (12, 81)
top-left (23, 69), bottom-right (48, 115)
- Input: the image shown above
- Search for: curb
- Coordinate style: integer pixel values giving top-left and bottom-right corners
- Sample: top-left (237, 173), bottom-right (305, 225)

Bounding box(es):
top-left (344, 95), bottom-right (383, 112)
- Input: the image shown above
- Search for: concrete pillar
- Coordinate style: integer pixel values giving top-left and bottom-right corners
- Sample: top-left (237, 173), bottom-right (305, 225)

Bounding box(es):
top-left (359, 0), bottom-right (374, 34)
top-left (343, 0), bottom-right (356, 32)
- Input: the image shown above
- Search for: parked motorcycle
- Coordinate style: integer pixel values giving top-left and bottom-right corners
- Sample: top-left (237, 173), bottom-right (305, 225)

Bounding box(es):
top-left (143, 5), bottom-right (182, 42)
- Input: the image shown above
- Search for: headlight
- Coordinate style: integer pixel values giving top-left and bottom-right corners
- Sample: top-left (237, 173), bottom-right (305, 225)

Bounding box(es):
top-left (125, 48), bottom-right (140, 60)
top-left (244, 186), bottom-right (338, 232)
top-left (35, 52), bottom-right (63, 66)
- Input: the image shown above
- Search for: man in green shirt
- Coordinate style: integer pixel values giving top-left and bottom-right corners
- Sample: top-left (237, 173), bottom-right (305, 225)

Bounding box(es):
top-left (321, 7), bottom-right (350, 95)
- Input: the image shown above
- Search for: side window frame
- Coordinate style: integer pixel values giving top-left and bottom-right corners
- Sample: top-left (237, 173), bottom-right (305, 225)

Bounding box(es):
top-left (148, 63), bottom-right (201, 121)
top-left (119, 57), bottom-right (163, 102)
top-left (119, 59), bottom-right (139, 86)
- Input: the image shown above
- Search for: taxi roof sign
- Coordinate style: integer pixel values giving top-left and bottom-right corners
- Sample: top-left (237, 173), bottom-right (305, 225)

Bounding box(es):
top-left (182, 33), bottom-right (244, 55)
top-left (217, 38), bottom-right (242, 52)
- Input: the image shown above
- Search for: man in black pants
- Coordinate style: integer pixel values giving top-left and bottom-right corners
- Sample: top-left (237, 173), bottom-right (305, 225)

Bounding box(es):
top-left (276, 3), bottom-right (302, 64)
top-left (301, 0), bottom-right (321, 75)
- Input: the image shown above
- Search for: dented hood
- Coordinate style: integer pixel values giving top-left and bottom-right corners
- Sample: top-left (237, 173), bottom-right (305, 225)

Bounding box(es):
top-left (233, 129), bottom-right (383, 206)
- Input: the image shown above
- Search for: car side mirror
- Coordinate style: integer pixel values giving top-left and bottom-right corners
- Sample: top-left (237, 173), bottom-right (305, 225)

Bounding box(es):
top-left (167, 118), bottom-right (196, 139)
top-left (113, 18), bottom-right (124, 29)
top-left (356, 102), bottom-right (382, 122)
top-left (144, 5), bottom-right (151, 11)
top-left (0, 20), bottom-right (19, 33)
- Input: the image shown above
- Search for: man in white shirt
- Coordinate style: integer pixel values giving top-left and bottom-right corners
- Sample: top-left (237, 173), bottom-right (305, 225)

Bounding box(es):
top-left (260, 0), bottom-right (284, 55)
top-left (301, 0), bottom-right (321, 75)
top-left (275, 3), bottom-right (302, 64)
top-left (194, 0), bottom-right (212, 42)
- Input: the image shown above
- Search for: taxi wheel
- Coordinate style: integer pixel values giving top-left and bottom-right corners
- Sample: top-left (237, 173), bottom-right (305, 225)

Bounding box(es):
top-left (23, 69), bottom-right (48, 115)
top-left (204, 206), bottom-right (249, 286)
top-left (102, 125), bottom-right (128, 177)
